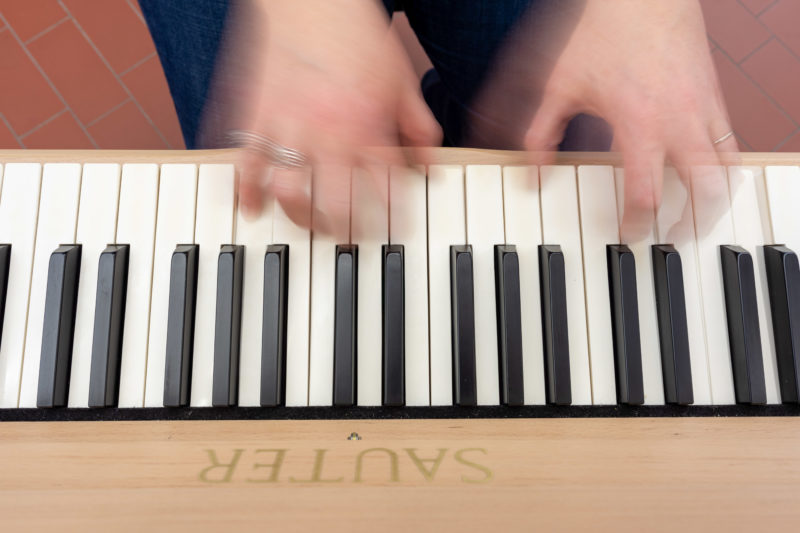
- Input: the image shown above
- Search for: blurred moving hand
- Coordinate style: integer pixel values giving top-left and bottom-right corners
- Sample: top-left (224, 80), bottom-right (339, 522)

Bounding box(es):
top-left (216, 0), bottom-right (440, 238)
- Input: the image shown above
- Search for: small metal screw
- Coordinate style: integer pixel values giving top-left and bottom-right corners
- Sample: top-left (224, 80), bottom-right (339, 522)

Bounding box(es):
top-left (347, 432), bottom-right (361, 441)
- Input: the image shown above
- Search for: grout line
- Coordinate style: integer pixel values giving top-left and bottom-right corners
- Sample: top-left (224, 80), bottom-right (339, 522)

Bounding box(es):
top-left (118, 51), bottom-right (156, 78)
top-left (0, 112), bottom-right (26, 148)
top-left (734, 132), bottom-right (755, 152)
top-left (772, 128), bottom-right (800, 151)
top-left (125, 0), bottom-right (147, 24)
top-left (755, 0), bottom-right (780, 17)
top-left (23, 14), bottom-right (71, 45)
top-left (736, 35), bottom-right (774, 65)
top-left (18, 108), bottom-right (69, 140)
top-left (57, 1), bottom-right (173, 149)
top-left (0, 13), bottom-right (99, 149)
top-left (85, 98), bottom-right (131, 128)
top-left (713, 39), bottom-right (800, 132)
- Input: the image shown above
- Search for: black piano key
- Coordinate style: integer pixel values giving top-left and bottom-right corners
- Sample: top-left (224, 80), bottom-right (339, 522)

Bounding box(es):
top-left (0, 244), bottom-right (10, 347)
top-left (494, 245), bottom-right (524, 407)
top-left (651, 245), bottom-right (694, 405)
top-left (382, 244), bottom-right (405, 407)
top-left (333, 245), bottom-right (358, 407)
top-left (212, 245), bottom-right (245, 407)
top-left (37, 244), bottom-right (81, 408)
top-left (88, 244), bottom-right (129, 408)
top-left (163, 244), bottom-right (199, 407)
top-left (720, 245), bottom-right (767, 405)
top-left (450, 245), bottom-right (477, 407)
top-left (607, 245), bottom-right (644, 405)
top-left (764, 245), bottom-right (800, 403)
top-left (261, 244), bottom-right (289, 407)
top-left (538, 245), bottom-right (571, 406)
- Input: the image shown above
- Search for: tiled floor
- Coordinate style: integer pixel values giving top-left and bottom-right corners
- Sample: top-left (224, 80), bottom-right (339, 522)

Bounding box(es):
top-left (0, 1), bottom-right (798, 152)
top-left (0, 0), bottom-right (184, 149)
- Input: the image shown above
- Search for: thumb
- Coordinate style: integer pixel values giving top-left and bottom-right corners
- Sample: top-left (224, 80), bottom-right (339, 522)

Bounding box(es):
top-left (524, 90), bottom-right (574, 165)
top-left (397, 86), bottom-right (442, 148)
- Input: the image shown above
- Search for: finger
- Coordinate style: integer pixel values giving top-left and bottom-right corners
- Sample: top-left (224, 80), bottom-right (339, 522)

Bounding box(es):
top-left (617, 133), bottom-right (664, 243)
top-left (237, 149), bottom-right (270, 219)
top-left (312, 162), bottom-right (354, 242)
top-left (669, 125), bottom-right (729, 239)
top-left (523, 89), bottom-right (575, 166)
top-left (271, 166), bottom-right (313, 229)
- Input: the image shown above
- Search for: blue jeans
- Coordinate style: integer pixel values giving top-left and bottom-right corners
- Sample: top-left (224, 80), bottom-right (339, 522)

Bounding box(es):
top-left (140, 0), bottom-right (607, 150)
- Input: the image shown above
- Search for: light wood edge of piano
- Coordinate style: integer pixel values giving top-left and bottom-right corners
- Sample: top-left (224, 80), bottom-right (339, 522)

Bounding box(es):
top-left (1, 148), bottom-right (798, 167)
top-left (1, 417), bottom-right (799, 529)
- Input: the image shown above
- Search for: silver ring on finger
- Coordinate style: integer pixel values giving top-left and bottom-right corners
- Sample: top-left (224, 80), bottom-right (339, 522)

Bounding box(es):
top-left (227, 129), bottom-right (309, 169)
top-left (712, 131), bottom-right (734, 146)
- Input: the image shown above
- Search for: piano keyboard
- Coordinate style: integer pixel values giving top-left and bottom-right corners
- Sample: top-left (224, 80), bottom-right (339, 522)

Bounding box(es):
top-left (1, 150), bottom-right (800, 417)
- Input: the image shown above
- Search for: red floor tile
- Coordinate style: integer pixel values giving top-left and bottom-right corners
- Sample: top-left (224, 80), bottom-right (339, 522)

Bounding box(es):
top-left (741, 39), bottom-right (800, 124)
top-left (712, 49), bottom-right (796, 150)
top-left (22, 111), bottom-right (93, 149)
top-left (88, 100), bottom-right (166, 149)
top-left (778, 130), bottom-right (800, 151)
top-left (700, 0), bottom-right (772, 62)
top-left (0, 0), bottom-right (66, 42)
top-left (122, 55), bottom-right (185, 148)
top-left (62, 0), bottom-right (154, 74)
top-left (27, 21), bottom-right (127, 125)
top-left (0, 31), bottom-right (63, 135)
top-left (0, 117), bottom-right (21, 148)
top-left (760, 0), bottom-right (800, 59)
top-left (739, 0), bottom-right (778, 16)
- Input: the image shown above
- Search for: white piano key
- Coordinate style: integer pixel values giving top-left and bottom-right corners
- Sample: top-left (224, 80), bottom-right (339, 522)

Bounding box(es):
top-left (67, 164), bottom-right (121, 408)
top-left (576, 165), bottom-right (619, 405)
top-left (765, 166), bottom-right (800, 254)
top-left (116, 164), bottom-right (159, 408)
top-left (691, 166), bottom-right (736, 404)
top-left (502, 166), bottom-right (545, 405)
top-left (539, 165), bottom-right (591, 405)
top-left (308, 169), bottom-right (351, 406)
top-left (465, 165), bottom-right (503, 405)
top-left (428, 165), bottom-right (466, 405)
top-left (274, 169), bottom-right (312, 407)
top-left (0, 163), bottom-right (42, 407)
top-left (655, 168), bottom-right (712, 404)
top-left (144, 164), bottom-right (198, 407)
top-left (19, 163), bottom-right (82, 407)
top-left (351, 167), bottom-right (388, 406)
top-left (614, 168), bottom-right (665, 405)
top-left (389, 166), bottom-right (429, 406)
top-left (234, 174), bottom-right (274, 407)
top-left (190, 164), bottom-right (235, 407)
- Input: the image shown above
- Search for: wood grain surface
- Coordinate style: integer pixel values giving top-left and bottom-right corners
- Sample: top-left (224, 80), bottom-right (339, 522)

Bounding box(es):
top-left (1, 417), bottom-right (799, 531)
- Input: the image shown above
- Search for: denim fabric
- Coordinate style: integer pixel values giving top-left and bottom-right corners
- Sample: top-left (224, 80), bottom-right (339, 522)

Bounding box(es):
top-left (140, 1), bottom-right (548, 149)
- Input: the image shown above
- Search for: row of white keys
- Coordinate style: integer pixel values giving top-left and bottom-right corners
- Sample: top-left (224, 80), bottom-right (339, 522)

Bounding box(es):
top-left (144, 164), bottom-right (198, 407)
top-left (352, 167), bottom-right (388, 406)
top-left (576, 165), bottom-right (619, 405)
top-left (274, 170), bottom-right (312, 407)
top-left (68, 164), bottom-right (122, 407)
top-left (540, 166), bottom-right (591, 405)
top-left (19, 164), bottom-right (82, 407)
top-left (656, 168), bottom-right (712, 404)
top-left (728, 166), bottom-right (780, 403)
top-left (691, 166), bottom-right (737, 404)
top-left (502, 166), bottom-right (545, 404)
top-left (117, 164), bottom-right (160, 407)
top-left (308, 168), bottom-right (351, 406)
top-left (389, 166), bottom-right (429, 406)
top-left (428, 165), bottom-right (465, 405)
top-left (234, 171), bottom-right (274, 407)
top-left (0, 163), bottom-right (42, 407)
top-left (613, 169), bottom-right (665, 405)
top-left (465, 165), bottom-right (503, 405)
top-left (190, 165), bottom-right (235, 406)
